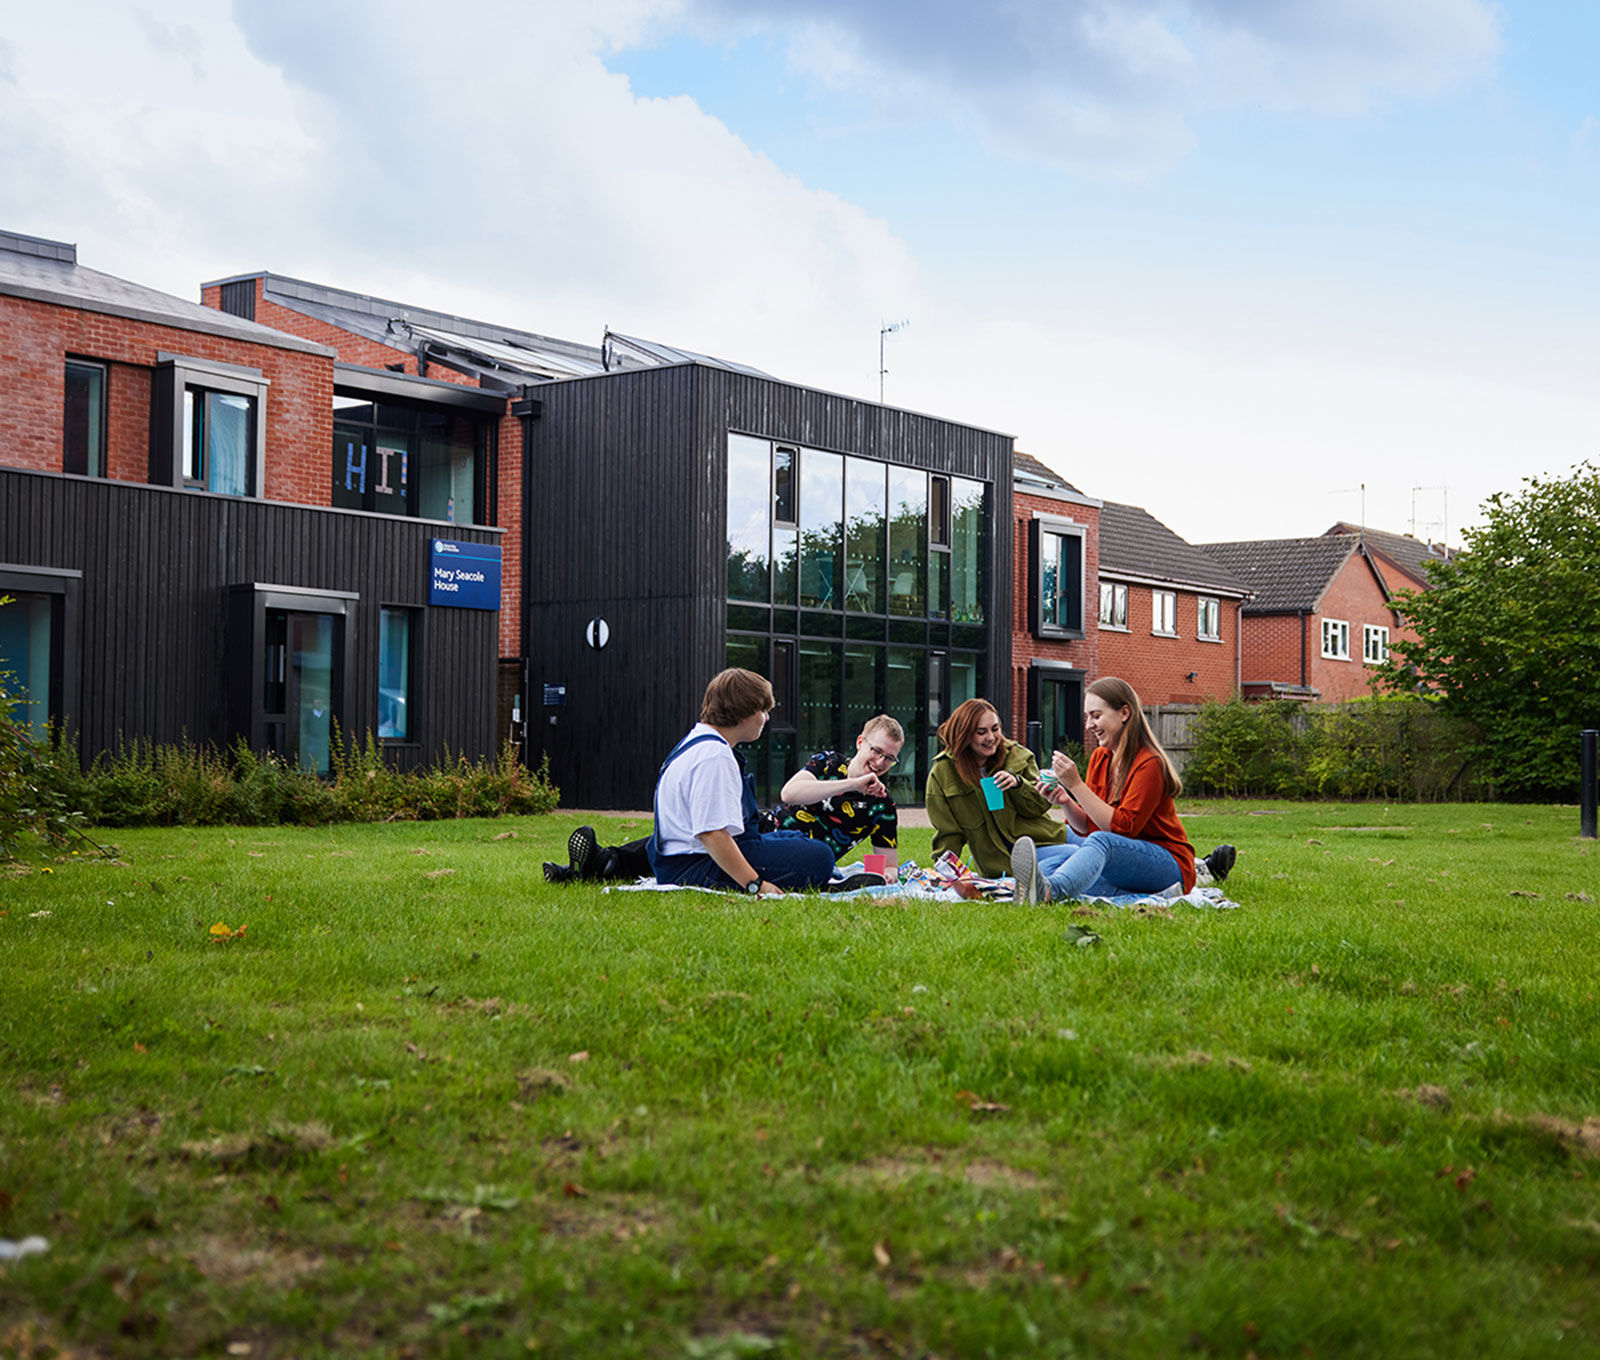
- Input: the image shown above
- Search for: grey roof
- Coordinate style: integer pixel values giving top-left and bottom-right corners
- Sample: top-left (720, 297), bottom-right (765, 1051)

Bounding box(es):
top-left (1323, 522), bottom-right (1450, 586)
top-left (1, 231), bottom-right (332, 357)
top-left (1197, 536), bottom-right (1364, 612)
top-left (202, 270), bottom-right (769, 387)
top-left (1012, 450), bottom-right (1084, 494)
top-left (1098, 502), bottom-right (1249, 596)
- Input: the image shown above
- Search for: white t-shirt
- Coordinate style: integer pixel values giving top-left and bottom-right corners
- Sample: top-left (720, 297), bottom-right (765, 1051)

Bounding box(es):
top-left (654, 724), bottom-right (745, 857)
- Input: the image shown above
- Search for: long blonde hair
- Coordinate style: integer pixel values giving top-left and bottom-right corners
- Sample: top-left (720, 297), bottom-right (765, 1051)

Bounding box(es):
top-left (1089, 677), bottom-right (1181, 803)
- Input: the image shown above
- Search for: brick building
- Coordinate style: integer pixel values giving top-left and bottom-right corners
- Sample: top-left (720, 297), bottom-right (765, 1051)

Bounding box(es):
top-left (1094, 501), bottom-right (1249, 706)
top-left (1008, 452), bottom-right (1100, 752)
top-left (0, 230), bottom-right (504, 767)
top-left (1198, 533), bottom-right (1418, 702)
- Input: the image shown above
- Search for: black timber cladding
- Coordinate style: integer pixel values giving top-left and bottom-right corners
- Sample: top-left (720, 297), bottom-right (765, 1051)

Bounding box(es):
top-left (521, 362), bottom-right (1014, 811)
top-left (0, 466), bottom-right (502, 768)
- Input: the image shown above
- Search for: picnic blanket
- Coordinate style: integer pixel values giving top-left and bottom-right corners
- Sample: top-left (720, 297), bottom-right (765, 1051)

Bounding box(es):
top-left (603, 859), bottom-right (1240, 910)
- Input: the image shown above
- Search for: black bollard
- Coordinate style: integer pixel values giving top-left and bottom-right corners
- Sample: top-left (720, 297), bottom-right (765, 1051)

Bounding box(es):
top-left (1583, 729), bottom-right (1598, 841)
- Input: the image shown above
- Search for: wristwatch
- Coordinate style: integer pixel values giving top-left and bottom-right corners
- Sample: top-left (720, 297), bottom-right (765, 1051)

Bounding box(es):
top-left (745, 877), bottom-right (762, 895)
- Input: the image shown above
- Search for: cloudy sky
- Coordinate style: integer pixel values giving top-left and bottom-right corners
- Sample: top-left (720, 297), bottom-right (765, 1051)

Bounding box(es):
top-left (3, 1), bottom-right (1595, 544)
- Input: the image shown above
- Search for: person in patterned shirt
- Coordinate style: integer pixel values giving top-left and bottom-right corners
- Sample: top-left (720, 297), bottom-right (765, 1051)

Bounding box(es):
top-left (774, 715), bottom-right (903, 871)
top-left (544, 715), bottom-right (904, 884)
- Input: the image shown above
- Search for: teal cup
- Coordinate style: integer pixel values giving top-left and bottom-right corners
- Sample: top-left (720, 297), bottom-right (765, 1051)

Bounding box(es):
top-left (980, 776), bottom-right (1003, 810)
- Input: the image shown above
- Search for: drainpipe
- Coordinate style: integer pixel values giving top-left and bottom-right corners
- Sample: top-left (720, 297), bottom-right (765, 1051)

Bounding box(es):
top-left (1300, 609), bottom-right (1309, 688)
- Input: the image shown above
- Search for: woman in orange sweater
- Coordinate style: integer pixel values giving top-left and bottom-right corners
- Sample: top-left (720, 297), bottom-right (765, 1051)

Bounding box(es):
top-left (1011, 677), bottom-right (1233, 902)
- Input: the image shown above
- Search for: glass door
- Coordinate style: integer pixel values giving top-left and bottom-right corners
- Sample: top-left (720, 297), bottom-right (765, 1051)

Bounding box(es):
top-left (264, 610), bottom-right (338, 775)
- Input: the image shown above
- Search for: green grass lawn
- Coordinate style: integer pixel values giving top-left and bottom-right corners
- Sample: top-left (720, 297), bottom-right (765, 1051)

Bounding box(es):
top-left (2, 802), bottom-right (1598, 1358)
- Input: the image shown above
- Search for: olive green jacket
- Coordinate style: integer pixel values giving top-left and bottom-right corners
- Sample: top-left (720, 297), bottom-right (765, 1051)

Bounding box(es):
top-left (925, 742), bottom-right (1067, 878)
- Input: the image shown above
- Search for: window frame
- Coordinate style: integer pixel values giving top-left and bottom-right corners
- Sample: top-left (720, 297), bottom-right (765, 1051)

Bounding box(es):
top-left (0, 563), bottom-right (82, 743)
top-left (1151, 589), bottom-right (1177, 637)
top-left (1098, 581), bottom-right (1129, 631)
top-left (1028, 515), bottom-right (1085, 639)
top-left (378, 604), bottom-right (421, 746)
top-left (1321, 617), bottom-right (1351, 660)
top-left (1363, 623), bottom-right (1390, 665)
top-left (1197, 596), bottom-right (1221, 641)
top-left (152, 352), bottom-right (268, 498)
top-left (63, 357), bottom-right (108, 478)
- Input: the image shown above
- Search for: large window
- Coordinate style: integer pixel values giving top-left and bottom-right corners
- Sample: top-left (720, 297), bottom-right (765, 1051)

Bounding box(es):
top-left (1363, 624), bottom-right (1389, 665)
top-left (185, 389), bottom-right (256, 496)
top-left (1152, 590), bottom-right (1177, 636)
top-left (1031, 518), bottom-right (1084, 637)
top-left (1197, 596), bottom-right (1221, 641)
top-left (1099, 581), bottom-right (1128, 630)
top-left (723, 435), bottom-right (990, 804)
top-left (333, 398), bottom-right (485, 523)
top-left (154, 354), bottom-right (267, 498)
top-left (63, 359), bottom-right (106, 477)
top-left (0, 592), bottom-right (55, 743)
top-left (1322, 618), bottom-right (1351, 660)
top-left (0, 566), bottom-right (80, 745)
top-left (378, 607), bottom-right (416, 742)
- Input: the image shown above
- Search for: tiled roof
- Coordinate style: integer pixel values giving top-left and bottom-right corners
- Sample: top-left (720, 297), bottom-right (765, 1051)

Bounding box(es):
top-left (1323, 522), bottom-right (1450, 586)
top-left (1098, 502), bottom-right (1248, 595)
top-left (1196, 536), bottom-right (1363, 612)
top-left (1, 231), bottom-right (333, 357)
top-left (1012, 451), bottom-right (1082, 493)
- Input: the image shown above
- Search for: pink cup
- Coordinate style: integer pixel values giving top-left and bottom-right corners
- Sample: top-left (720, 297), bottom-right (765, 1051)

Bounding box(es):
top-left (863, 853), bottom-right (888, 876)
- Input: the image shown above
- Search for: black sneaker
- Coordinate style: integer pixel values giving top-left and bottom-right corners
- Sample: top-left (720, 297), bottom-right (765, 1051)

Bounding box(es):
top-left (568, 826), bottom-right (599, 879)
top-left (823, 870), bottom-right (888, 893)
top-left (1203, 844), bottom-right (1236, 883)
top-left (542, 861), bottom-right (574, 885)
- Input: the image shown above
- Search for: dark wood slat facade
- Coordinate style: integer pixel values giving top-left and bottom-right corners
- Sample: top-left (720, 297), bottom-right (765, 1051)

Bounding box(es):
top-left (521, 364), bottom-right (1014, 810)
top-left (1, 466), bottom-right (502, 769)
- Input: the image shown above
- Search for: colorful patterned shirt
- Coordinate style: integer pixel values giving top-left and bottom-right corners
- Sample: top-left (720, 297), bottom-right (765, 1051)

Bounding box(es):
top-left (775, 750), bottom-right (898, 860)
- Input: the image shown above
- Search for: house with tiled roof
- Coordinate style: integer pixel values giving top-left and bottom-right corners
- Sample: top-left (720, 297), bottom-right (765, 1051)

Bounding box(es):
top-left (1323, 522), bottom-right (1450, 592)
top-left (1198, 532), bottom-right (1415, 701)
top-left (1097, 502), bottom-right (1250, 705)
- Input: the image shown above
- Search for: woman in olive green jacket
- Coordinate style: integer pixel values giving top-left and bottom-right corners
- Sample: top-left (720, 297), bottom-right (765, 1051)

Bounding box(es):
top-left (925, 698), bottom-right (1067, 878)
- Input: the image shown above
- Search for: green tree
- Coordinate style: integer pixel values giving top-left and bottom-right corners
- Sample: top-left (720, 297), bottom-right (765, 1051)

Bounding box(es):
top-left (1380, 462), bottom-right (1600, 797)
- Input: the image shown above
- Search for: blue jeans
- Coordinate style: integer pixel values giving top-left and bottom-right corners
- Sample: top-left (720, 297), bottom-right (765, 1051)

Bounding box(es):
top-left (1040, 830), bottom-right (1181, 900)
top-left (654, 830), bottom-right (835, 891)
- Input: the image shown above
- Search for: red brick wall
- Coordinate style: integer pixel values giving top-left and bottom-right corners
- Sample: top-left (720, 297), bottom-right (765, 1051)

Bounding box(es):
top-left (201, 279), bottom-right (476, 386)
top-left (1238, 552), bottom-right (1415, 700)
top-left (1097, 582), bottom-right (1240, 705)
top-left (1, 292), bottom-right (331, 504)
top-left (495, 413), bottom-right (522, 657)
top-left (1009, 491), bottom-right (1099, 740)
top-left (1240, 613), bottom-right (1308, 687)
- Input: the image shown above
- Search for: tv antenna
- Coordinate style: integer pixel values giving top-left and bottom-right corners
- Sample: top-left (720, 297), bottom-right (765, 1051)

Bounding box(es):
top-left (1328, 482), bottom-right (1366, 535)
top-left (879, 319), bottom-right (908, 403)
top-left (1411, 484), bottom-right (1448, 555)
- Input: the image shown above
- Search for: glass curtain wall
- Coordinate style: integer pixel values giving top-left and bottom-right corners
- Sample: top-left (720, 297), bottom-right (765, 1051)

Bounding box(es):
top-left (726, 434), bottom-right (989, 806)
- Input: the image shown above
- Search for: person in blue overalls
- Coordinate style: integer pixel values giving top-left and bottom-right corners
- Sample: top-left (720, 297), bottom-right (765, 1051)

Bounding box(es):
top-left (647, 668), bottom-right (836, 894)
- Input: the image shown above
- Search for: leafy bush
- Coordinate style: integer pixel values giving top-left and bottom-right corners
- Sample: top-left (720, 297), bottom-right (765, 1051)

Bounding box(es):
top-left (71, 734), bottom-right (558, 829)
top-left (1186, 695), bottom-right (1483, 800)
top-left (1183, 700), bottom-right (1308, 797)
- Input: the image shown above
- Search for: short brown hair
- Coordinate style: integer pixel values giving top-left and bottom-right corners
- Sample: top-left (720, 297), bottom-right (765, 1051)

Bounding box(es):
top-left (700, 668), bottom-right (773, 728)
top-left (859, 714), bottom-right (904, 744)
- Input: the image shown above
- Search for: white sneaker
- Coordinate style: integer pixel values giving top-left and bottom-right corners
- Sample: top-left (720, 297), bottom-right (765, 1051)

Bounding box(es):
top-left (1011, 836), bottom-right (1050, 904)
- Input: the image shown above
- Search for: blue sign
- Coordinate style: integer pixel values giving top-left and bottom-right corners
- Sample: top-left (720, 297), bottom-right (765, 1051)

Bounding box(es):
top-left (429, 539), bottom-right (502, 610)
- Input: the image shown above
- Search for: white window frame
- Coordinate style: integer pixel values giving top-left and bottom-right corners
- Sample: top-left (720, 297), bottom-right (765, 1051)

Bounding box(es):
top-left (1152, 590), bottom-right (1177, 637)
top-left (1197, 596), bottom-right (1220, 641)
top-left (1363, 624), bottom-right (1390, 665)
top-left (1099, 581), bottom-right (1128, 630)
top-left (1322, 618), bottom-right (1351, 660)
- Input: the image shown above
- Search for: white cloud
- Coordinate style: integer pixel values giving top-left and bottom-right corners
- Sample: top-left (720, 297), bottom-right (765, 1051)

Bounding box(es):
top-left (683, 0), bottom-right (1501, 170)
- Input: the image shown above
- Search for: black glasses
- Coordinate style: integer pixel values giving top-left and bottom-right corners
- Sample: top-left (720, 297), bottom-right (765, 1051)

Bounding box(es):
top-left (865, 742), bottom-right (899, 768)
